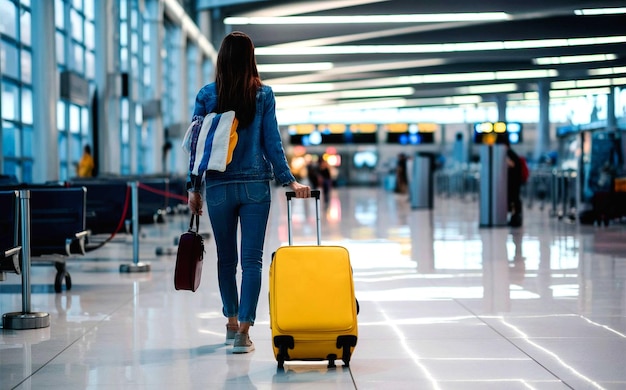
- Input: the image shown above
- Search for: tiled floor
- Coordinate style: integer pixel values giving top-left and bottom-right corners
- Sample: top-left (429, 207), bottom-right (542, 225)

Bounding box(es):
top-left (2, 185), bottom-right (626, 389)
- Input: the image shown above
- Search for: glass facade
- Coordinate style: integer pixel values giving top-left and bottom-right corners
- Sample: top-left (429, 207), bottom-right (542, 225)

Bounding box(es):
top-left (162, 21), bottom-right (180, 132)
top-left (1, 0), bottom-right (215, 183)
top-left (0, 0), bottom-right (32, 180)
top-left (55, 0), bottom-right (95, 180)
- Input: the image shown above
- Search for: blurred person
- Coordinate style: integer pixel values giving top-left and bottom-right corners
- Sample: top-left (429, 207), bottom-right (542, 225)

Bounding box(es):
top-left (307, 158), bottom-right (319, 189)
top-left (77, 144), bottom-right (95, 178)
top-left (394, 153), bottom-right (408, 194)
top-left (505, 139), bottom-right (523, 227)
top-left (186, 31), bottom-right (310, 354)
top-left (318, 159), bottom-right (332, 205)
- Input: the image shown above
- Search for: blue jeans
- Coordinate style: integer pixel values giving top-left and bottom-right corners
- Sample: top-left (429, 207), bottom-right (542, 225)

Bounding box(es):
top-left (205, 181), bottom-right (271, 325)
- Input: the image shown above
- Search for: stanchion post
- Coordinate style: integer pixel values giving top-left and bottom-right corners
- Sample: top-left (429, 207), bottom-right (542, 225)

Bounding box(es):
top-left (120, 181), bottom-right (151, 273)
top-left (550, 169), bottom-right (558, 217)
top-left (2, 190), bottom-right (50, 330)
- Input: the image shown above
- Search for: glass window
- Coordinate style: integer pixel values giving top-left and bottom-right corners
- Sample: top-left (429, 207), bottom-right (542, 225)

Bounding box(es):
top-left (120, 22), bottom-right (127, 46)
top-left (120, 99), bottom-right (129, 120)
top-left (121, 145), bottom-right (129, 172)
top-left (84, 20), bottom-right (94, 49)
top-left (143, 23), bottom-right (149, 41)
top-left (70, 9), bottom-right (83, 41)
top-left (135, 104), bottom-right (142, 126)
top-left (56, 32), bottom-right (65, 66)
top-left (0, 0), bottom-right (17, 38)
top-left (143, 68), bottom-right (151, 89)
top-left (2, 43), bottom-right (19, 79)
top-left (3, 160), bottom-right (17, 178)
top-left (21, 87), bottom-right (33, 124)
top-left (72, 0), bottom-right (82, 11)
top-left (20, 9), bottom-right (31, 46)
top-left (21, 50), bottom-right (32, 84)
top-left (23, 126), bottom-right (33, 157)
top-left (84, 0), bottom-right (94, 20)
top-left (2, 121), bottom-right (18, 157)
top-left (10, 123), bottom-right (22, 157)
top-left (55, 0), bottom-right (64, 29)
top-left (72, 42), bottom-right (84, 73)
top-left (81, 106), bottom-right (88, 135)
top-left (131, 8), bottom-right (138, 29)
top-left (141, 126), bottom-right (148, 144)
top-left (121, 122), bottom-right (129, 143)
top-left (85, 50), bottom-right (95, 79)
top-left (58, 132), bottom-right (67, 160)
top-left (20, 0), bottom-right (30, 6)
top-left (143, 44), bottom-right (150, 65)
top-left (22, 160), bottom-right (32, 183)
top-left (120, 48), bottom-right (128, 71)
top-left (131, 56), bottom-right (138, 73)
top-left (69, 104), bottom-right (80, 133)
top-left (120, 0), bottom-right (127, 19)
top-left (131, 32), bottom-right (138, 53)
top-left (71, 136), bottom-right (81, 161)
top-left (1, 82), bottom-right (19, 120)
top-left (57, 101), bottom-right (66, 130)
top-left (60, 163), bottom-right (68, 181)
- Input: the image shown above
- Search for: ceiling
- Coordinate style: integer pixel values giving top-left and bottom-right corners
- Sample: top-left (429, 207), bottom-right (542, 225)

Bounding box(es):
top-left (208, 0), bottom-right (626, 113)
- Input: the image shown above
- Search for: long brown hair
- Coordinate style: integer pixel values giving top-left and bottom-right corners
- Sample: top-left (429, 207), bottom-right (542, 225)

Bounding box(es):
top-left (215, 31), bottom-right (261, 128)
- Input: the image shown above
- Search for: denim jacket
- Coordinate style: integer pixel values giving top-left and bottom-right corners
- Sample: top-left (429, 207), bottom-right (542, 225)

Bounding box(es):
top-left (187, 83), bottom-right (295, 191)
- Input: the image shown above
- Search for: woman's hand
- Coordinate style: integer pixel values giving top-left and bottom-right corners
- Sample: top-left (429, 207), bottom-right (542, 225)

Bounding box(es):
top-left (188, 191), bottom-right (203, 215)
top-left (289, 181), bottom-right (311, 198)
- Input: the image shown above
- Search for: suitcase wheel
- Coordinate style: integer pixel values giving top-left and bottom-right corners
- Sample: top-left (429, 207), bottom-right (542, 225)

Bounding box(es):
top-left (327, 354), bottom-right (337, 368)
top-left (274, 335), bottom-right (294, 369)
top-left (337, 335), bottom-right (358, 367)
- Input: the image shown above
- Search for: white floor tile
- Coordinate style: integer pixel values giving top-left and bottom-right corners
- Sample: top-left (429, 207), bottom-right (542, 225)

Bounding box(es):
top-left (2, 186), bottom-right (626, 389)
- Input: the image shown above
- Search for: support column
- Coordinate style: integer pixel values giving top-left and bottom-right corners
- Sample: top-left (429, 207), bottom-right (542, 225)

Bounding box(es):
top-left (126, 0), bottom-right (138, 175)
top-left (31, 1), bottom-right (59, 182)
top-left (0, 36), bottom-right (3, 173)
top-left (535, 80), bottom-right (551, 161)
top-left (96, 0), bottom-right (121, 175)
top-left (496, 94), bottom-right (507, 122)
top-left (179, 31), bottom-right (188, 134)
top-left (607, 87), bottom-right (616, 132)
top-left (146, 0), bottom-right (165, 174)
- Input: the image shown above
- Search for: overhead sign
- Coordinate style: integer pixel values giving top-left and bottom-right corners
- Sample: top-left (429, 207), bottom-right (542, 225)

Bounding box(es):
top-left (473, 122), bottom-right (522, 144)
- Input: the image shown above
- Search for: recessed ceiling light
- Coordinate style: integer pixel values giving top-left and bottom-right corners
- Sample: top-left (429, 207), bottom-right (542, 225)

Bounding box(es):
top-left (257, 63), bottom-right (334, 72)
top-left (255, 36), bottom-right (626, 56)
top-left (575, 8), bottom-right (626, 15)
top-left (225, 13), bottom-right (511, 25)
top-left (533, 54), bottom-right (617, 65)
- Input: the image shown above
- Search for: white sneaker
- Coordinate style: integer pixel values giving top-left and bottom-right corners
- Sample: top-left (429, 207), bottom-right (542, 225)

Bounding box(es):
top-left (225, 325), bottom-right (238, 345)
top-left (232, 332), bottom-right (255, 354)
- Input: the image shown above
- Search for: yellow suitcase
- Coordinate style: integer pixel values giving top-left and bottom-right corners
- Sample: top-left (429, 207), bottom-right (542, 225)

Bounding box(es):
top-left (269, 190), bottom-right (358, 369)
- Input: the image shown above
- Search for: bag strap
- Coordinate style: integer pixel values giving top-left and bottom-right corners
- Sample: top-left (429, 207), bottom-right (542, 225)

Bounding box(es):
top-left (188, 214), bottom-right (200, 233)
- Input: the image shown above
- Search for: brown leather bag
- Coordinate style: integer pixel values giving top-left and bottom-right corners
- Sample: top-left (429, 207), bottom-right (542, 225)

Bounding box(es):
top-left (174, 214), bottom-right (204, 292)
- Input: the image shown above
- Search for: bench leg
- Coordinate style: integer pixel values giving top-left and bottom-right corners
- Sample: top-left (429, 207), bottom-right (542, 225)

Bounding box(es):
top-left (54, 261), bottom-right (72, 293)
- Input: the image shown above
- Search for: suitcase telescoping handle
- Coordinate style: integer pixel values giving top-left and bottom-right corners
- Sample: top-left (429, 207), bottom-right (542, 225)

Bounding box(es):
top-left (285, 189), bottom-right (321, 246)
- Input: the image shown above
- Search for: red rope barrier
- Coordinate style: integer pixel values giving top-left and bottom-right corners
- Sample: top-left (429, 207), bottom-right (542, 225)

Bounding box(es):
top-left (83, 180), bottom-right (189, 252)
top-left (86, 184), bottom-right (131, 252)
top-left (137, 182), bottom-right (189, 202)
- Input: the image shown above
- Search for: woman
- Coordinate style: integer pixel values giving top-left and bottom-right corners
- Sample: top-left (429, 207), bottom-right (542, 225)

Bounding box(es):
top-left (504, 139), bottom-right (523, 227)
top-left (77, 144), bottom-right (95, 177)
top-left (187, 31), bottom-right (310, 353)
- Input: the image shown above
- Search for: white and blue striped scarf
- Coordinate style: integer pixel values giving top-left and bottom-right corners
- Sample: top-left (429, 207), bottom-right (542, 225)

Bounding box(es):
top-left (182, 111), bottom-right (238, 174)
